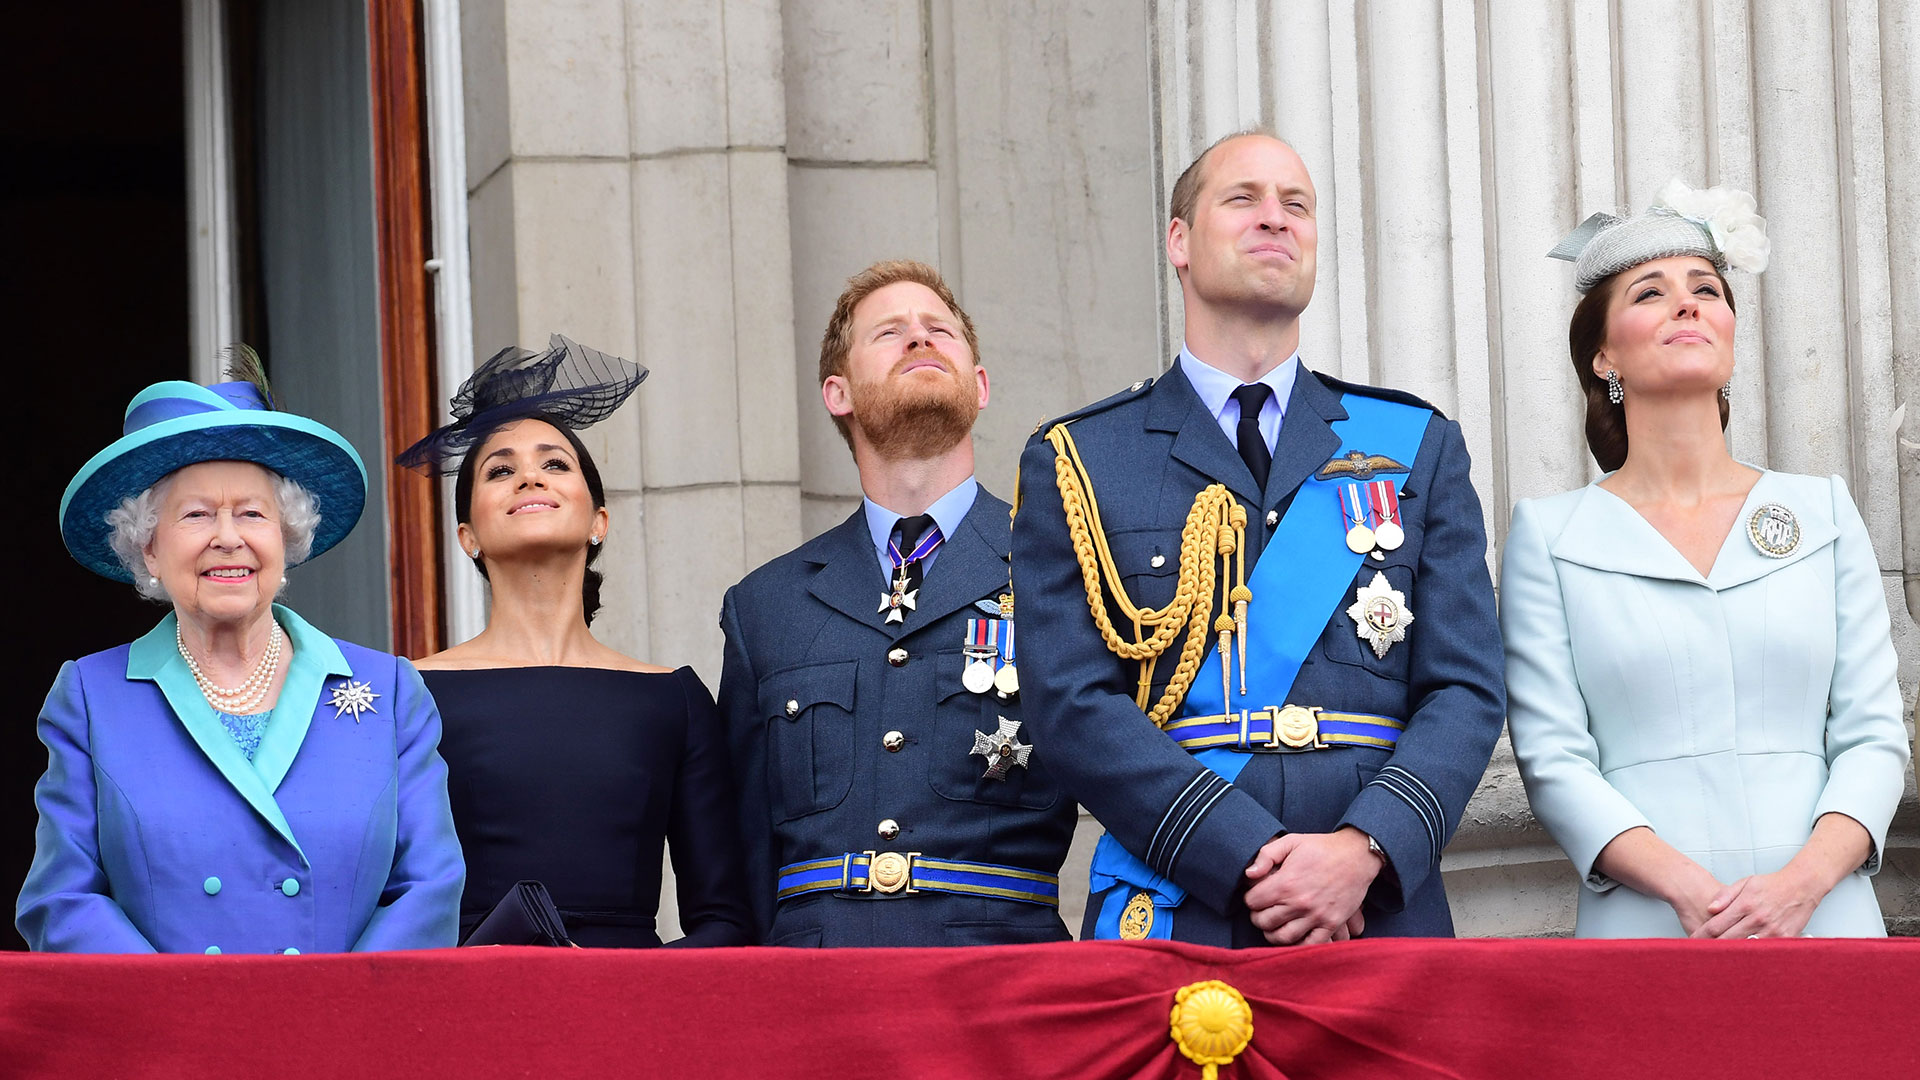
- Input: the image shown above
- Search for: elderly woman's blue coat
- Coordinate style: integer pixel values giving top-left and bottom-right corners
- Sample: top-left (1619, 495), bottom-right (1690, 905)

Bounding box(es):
top-left (17, 605), bottom-right (465, 954)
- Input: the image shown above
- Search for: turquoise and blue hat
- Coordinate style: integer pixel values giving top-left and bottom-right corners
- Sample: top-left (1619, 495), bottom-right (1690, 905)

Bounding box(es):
top-left (59, 379), bottom-right (368, 582)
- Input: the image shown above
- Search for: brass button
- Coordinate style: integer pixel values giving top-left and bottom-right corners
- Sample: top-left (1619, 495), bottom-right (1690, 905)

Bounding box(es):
top-left (877, 819), bottom-right (900, 841)
top-left (887, 647), bottom-right (909, 667)
top-left (883, 730), bottom-right (905, 752)
top-left (1149, 554), bottom-right (1166, 569)
top-left (784, 699), bottom-right (799, 717)
top-left (1266, 510), bottom-right (1279, 527)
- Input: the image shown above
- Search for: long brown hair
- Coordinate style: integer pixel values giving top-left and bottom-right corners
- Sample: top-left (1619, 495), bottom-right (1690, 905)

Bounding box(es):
top-left (1568, 267), bottom-right (1735, 471)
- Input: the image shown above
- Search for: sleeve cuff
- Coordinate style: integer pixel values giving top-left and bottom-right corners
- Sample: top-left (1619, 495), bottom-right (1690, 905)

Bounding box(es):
top-left (1156, 779), bottom-right (1282, 915)
top-left (1340, 765), bottom-right (1449, 910)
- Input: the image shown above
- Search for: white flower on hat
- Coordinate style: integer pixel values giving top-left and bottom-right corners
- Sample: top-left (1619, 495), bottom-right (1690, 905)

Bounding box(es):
top-left (1653, 178), bottom-right (1770, 274)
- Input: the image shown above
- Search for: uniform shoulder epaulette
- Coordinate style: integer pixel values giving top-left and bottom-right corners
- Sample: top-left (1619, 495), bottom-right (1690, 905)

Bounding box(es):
top-left (1027, 375), bottom-right (1157, 439)
top-left (1313, 371), bottom-right (1449, 420)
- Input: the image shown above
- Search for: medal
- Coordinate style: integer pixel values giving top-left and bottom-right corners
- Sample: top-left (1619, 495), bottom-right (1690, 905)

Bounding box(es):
top-left (1368, 479), bottom-right (1404, 551)
top-left (993, 620), bottom-right (1019, 695)
top-left (971, 715), bottom-right (1032, 781)
top-left (878, 569), bottom-right (918, 625)
top-left (963, 619), bottom-right (998, 693)
top-left (1346, 571), bottom-right (1413, 659)
top-left (877, 524), bottom-right (945, 624)
top-left (1746, 503), bottom-right (1801, 558)
top-left (1340, 483), bottom-right (1375, 553)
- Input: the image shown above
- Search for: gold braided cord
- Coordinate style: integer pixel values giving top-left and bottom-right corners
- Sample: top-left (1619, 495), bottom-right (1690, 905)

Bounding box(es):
top-left (1046, 422), bottom-right (1246, 728)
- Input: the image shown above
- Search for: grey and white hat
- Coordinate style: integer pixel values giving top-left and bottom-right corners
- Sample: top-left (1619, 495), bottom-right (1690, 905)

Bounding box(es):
top-left (1549, 178), bottom-right (1770, 293)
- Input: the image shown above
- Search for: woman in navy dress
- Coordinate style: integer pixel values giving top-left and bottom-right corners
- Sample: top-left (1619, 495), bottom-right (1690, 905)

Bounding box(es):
top-left (398, 336), bottom-right (749, 947)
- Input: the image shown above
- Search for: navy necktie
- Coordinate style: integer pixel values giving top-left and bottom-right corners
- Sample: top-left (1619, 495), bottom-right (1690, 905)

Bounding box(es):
top-left (1231, 383), bottom-right (1274, 491)
top-left (891, 514), bottom-right (937, 597)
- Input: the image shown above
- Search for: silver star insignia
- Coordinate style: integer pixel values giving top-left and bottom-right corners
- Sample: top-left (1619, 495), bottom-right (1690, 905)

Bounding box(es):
top-left (327, 679), bottom-right (381, 722)
top-left (970, 715), bottom-right (1032, 781)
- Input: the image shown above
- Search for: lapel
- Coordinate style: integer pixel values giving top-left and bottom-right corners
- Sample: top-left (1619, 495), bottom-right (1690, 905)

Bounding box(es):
top-left (1154, 363), bottom-right (1260, 505)
top-left (896, 491), bottom-right (1012, 639)
top-left (1549, 473), bottom-right (1840, 590)
top-left (803, 509), bottom-right (896, 630)
top-left (126, 611), bottom-right (311, 864)
top-left (1263, 366), bottom-right (1347, 512)
top-left (252, 605), bottom-right (353, 797)
top-left (1153, 361), bottom-right (1347, 513)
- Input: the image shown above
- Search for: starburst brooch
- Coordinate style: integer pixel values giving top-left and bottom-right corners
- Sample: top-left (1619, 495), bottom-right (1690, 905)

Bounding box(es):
top-left (327, 679), bottom-right (381, 722)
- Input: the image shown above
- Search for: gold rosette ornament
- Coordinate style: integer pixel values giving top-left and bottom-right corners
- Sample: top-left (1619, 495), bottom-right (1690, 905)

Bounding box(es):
top-left (1170, 980), bottom-right (1253, 1079)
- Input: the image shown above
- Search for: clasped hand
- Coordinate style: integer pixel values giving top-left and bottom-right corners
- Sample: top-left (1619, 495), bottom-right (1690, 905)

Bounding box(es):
top-left (1242, 827), bottom-right (1379, 946)
top-left (1689, 868), bottom-right (1824, 939)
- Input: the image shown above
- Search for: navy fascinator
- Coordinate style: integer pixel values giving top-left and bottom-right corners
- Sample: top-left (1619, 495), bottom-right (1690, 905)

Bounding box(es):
top-left (396, 334), bottom-right (647, 475)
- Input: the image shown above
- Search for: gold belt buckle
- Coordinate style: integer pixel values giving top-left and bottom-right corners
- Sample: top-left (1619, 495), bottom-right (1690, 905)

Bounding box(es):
top-left (1263, 705), bottom-right (1324, 750)
top-left (862, 850), bottom-right (920, 895)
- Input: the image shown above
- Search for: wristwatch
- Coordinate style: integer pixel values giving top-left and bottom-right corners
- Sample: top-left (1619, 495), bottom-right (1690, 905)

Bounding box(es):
top-left (1365, 834), bottom-right (1388, 865)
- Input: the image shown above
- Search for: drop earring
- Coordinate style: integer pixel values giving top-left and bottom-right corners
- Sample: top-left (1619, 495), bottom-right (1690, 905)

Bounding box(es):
top-left (1720, 381), bottom-right (1732, 401)
top-left (1605, 369), bottom-right (1624, 405)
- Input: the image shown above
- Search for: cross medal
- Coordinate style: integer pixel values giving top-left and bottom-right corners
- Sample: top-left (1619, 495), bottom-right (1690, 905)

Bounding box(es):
top-left (878, 522), bottom-right (944, 625)
top-left (879, 567), bottom-right (919, 624)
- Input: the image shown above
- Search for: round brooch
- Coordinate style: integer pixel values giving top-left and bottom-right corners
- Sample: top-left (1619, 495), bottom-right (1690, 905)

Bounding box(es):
top-left (1746, 503), bottom-right (1801, 559)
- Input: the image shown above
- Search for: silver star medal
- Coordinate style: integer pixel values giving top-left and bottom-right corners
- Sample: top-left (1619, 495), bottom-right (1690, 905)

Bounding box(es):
top-left (878, 569), bottom-right (918, 625)
top-left (971, 715), bottom-right (1032, 781)
top-left (327, 679), bottom-right (381, 722)
top-left (1346, 571), bottom-right (1413, 659)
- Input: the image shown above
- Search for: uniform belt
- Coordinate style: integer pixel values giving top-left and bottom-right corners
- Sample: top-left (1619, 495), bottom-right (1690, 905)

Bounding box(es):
top-left (1165, 705), bottom-right (1404, 752)
top-left (776, 852), bottom-right (1060, 907)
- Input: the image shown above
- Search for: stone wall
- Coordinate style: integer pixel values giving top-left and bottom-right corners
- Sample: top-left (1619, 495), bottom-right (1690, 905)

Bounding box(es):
top-left (461, 0), bottom-right (1919, 937)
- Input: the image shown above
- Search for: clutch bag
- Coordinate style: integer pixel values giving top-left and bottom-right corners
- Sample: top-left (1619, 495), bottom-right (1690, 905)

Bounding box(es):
top-left (461, 880), bottom-right (574, 947)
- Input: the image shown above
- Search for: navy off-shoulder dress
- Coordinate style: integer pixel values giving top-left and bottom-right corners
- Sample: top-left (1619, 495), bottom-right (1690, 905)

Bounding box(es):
top-left (421, 666), bottom-right (751, 947)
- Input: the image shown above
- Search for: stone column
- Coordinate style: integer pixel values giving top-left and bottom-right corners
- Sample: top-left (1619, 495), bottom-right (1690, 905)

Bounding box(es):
top-left (461, 0), bottom-right (803, 678)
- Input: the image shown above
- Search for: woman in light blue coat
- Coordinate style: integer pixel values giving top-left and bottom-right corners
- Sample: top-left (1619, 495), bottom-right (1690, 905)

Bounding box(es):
top-left (1503, 182), bottom-right (1909, 938)
top-left (18, 353), bottom-right (464, 953)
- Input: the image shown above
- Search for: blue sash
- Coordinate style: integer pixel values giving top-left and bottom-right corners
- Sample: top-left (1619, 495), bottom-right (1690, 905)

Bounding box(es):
top-left (1091, 392), bottom-right (1432, 939)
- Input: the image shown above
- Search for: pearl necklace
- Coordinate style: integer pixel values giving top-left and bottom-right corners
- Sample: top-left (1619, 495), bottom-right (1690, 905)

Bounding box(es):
top-left (177, 620), bottom-right (283, 715)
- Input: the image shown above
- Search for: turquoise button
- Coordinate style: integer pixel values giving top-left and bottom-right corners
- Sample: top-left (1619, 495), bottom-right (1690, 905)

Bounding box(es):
top-left (283, 947), bottom-right (300, 955)
top-left (202, 876), bottom-right (221, 896)
top-left (281, 878), bottom-right (300, 897)
top-left (205, 946), bottom-right (221, 955)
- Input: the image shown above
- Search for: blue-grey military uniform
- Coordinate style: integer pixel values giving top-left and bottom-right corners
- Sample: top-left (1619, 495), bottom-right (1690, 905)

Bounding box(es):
top-left (719, 486), bottom-right (1078, 946)
top-left (1012, 363), bottom-right (1505, 945)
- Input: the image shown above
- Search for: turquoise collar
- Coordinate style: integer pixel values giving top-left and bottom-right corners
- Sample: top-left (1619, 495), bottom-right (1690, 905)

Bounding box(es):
top-left (126, 605), bottom-right (353, 864)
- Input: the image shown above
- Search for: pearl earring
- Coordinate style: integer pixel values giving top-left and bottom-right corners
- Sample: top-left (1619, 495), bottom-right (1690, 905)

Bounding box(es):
top-left (147, 575), bottom-right (159, 590)
top-left (1605, 369), bottom-right (1624, 405)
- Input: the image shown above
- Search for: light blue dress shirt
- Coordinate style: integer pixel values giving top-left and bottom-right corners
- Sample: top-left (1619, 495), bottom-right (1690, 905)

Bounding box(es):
top-left (862, 475), bottom-right (979, 582)
top-left (1178, 346), bottom-right (1298, 454)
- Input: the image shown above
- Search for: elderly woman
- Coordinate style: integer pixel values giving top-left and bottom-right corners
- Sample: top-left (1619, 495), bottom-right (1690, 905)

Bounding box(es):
top-left (17, 357), bottom-right (464, 953)
top-left (1502, 182), bottom-right (1910, 938)
top-left (397, 336), bottom-right (750, 948)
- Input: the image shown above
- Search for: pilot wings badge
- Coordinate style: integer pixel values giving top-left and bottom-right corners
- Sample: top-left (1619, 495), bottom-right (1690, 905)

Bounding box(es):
top-left (1316, 449), bottom-right (1411, 482)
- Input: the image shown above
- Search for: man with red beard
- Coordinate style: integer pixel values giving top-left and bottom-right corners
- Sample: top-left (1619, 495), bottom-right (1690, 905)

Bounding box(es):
top-left (717, 260), bottom-right (1077, 946)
